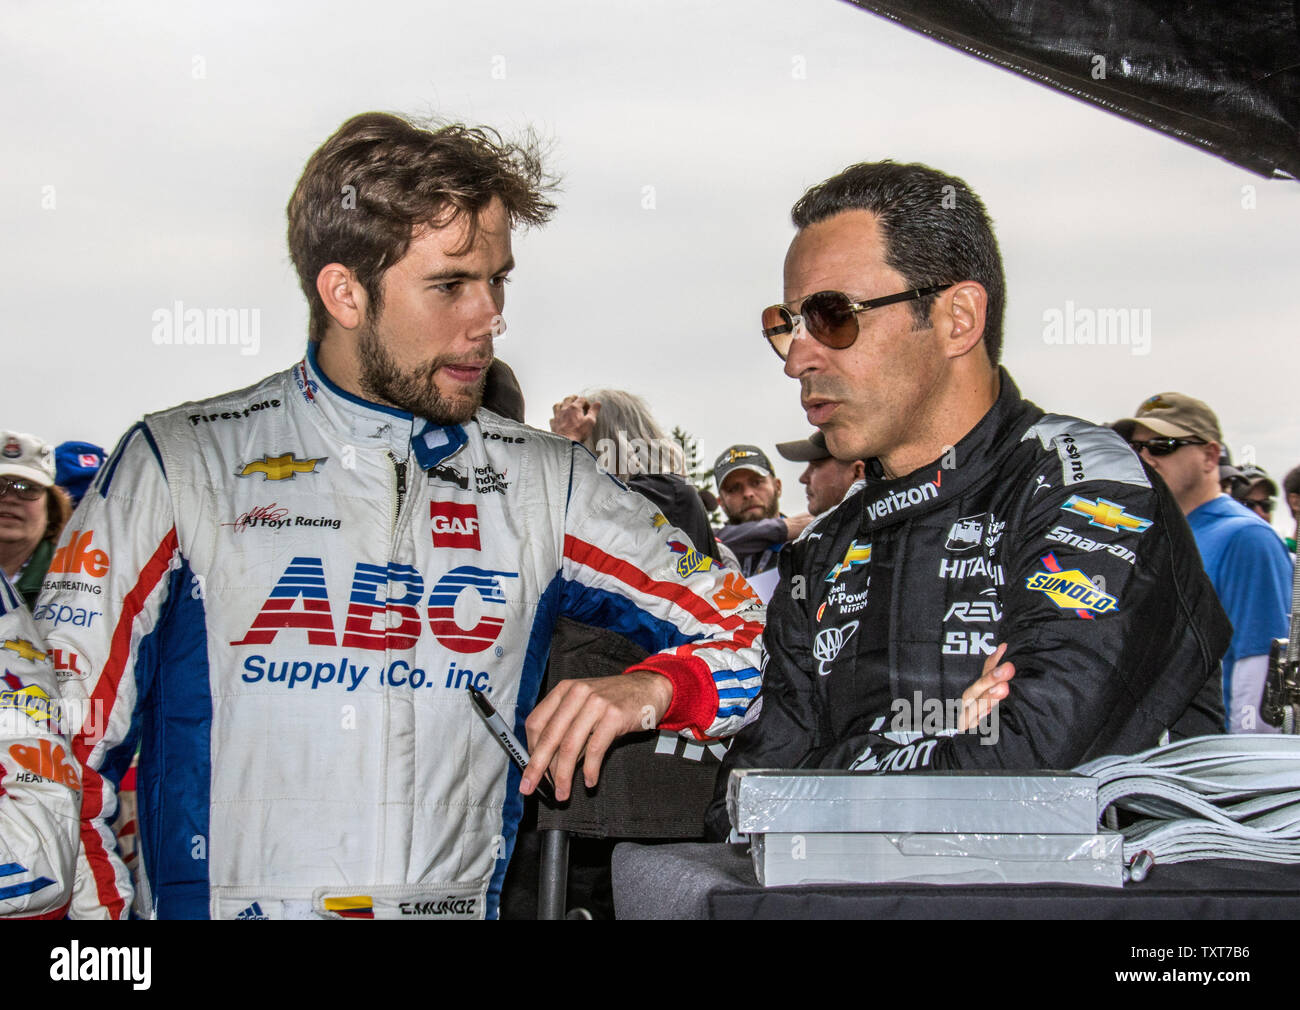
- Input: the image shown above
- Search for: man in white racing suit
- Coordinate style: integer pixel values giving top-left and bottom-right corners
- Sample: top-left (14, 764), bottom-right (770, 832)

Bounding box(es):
top-left (0, 568), bottom-right (79, 918)
top-left (37, 113), bottom-right (764, 919)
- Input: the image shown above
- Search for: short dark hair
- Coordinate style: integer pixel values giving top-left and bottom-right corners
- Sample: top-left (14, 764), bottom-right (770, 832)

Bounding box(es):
top-left (790, 161), bottom-right (1007, 364)
top-left (1284, 464), bottom-right (1300, 497)
top-left (288, 112), bottom-right (558, 342)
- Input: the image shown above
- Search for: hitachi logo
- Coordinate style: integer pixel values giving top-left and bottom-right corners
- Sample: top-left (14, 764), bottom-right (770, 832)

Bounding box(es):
top-left (865, 473), bottom-right (940, 521)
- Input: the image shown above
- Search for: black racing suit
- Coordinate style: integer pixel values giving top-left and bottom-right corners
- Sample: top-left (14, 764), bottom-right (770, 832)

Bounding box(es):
top-left (707, 370), bottom-right (1229, 838)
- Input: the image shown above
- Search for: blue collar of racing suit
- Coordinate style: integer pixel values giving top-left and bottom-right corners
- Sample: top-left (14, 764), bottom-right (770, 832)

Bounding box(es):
top-left (300, 342), bottom-right (468, 470)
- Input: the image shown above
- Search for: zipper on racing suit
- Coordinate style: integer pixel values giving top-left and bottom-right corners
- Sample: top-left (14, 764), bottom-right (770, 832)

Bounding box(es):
top-left (389, 452), bottom-right (408, 536)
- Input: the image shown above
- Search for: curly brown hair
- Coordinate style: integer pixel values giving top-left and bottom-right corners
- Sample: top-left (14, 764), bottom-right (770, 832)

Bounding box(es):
top-left (288, 112), bottom-right (559, 342)
top-left (44, 485), bottom-right (72, 544)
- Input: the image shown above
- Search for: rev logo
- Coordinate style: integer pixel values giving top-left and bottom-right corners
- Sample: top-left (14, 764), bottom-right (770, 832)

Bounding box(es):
top-left (431, 502), bottom-right (480, 550)
top-left (813, 620), bottom-right (858, 677)
top-left (49, 530), bottom-right (110, 578)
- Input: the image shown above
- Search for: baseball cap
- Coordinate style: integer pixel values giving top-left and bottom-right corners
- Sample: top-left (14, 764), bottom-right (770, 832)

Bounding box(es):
top-left (1236, 464), bottom-right (1278, 496)
top-left (776, 431), bottom-right (832, 463)
top-left (55, 440), bottom-right (107, 504)
top-left (1218, 446), bottom-right (1243, 484)
top-left (1112, 392), bottom-right (1222, 444)
top-left (714, 444), bottom-right (775, 491)
top-left (0, 431), bottom-right (56, 487)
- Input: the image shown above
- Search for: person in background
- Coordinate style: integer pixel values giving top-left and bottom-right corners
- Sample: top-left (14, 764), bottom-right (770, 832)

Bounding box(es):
top-left (0, 432), bottom-right (70, 610)
top-left (54, 442), bottom-right (106, 509)
top-left (1284, 464), bottom-right (1300, 553)
top-left (713, 444), bottom-right (812, 577)
top-left (550, 391), bottom-right (721, 562)
top-left (1114, 394), bottom-right (1292, 733)
top-left (1230, 464), bottom-right (1280, 525)
top-left (776, 430), bottom-right (865, 517)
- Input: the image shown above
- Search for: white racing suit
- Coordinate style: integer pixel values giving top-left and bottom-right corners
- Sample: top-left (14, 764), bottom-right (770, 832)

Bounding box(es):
top-left (38, 346), bottom-right (764, 919)
top-left (0, 569), bottom-right (79, 918)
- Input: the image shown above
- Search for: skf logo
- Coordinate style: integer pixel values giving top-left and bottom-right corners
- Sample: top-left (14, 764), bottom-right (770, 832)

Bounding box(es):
top-left (2, 638), bottom-right (46, 663)
top-left (49, 530), bottom-right (110, 578)
top-left (667, 540), bottom-right (715, 578)
top-left (431, 502), bottom-right (480, 550)
top-left (825, 540), bottom-right (872, 582)
top-left (1025, 553), bottom-right (1116, 619)
top-left (323, 895), bottom-right (374, 919)
top-left (1060, 495), bottom-right (1152, 534)
top-left (237, 453), bottom-right (326, 481)
top-left (9, 739), bottom-right (80, 790)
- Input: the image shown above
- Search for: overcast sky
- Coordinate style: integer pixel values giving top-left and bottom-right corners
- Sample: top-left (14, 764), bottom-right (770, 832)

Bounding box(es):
top-left (6, 0), bottom-right (1299, 534)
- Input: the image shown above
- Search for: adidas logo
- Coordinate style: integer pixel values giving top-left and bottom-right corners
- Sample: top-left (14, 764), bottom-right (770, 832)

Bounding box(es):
top-left (236, 901), bottom-right (270, 920)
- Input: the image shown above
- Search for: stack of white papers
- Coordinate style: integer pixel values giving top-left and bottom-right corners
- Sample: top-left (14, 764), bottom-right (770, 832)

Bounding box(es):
top-left (1075, 735), bottom-right (1300, 867)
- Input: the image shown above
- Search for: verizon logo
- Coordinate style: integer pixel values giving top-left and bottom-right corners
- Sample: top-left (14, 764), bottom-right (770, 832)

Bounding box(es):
top-left (865, 472), bottom-right (940, 522)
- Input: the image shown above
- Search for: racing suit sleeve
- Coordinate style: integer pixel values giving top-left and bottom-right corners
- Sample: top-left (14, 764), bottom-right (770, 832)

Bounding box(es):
top-left (0, 571), bottom-right (80, 918)
top-left (558, 446), bottom-right (766, 740)
top-left (34, 424), bottom-right (179, 919)
top-left (716, 517), bottom-right (787, 555)
top-left (704, 546), bottom-right (821, 838)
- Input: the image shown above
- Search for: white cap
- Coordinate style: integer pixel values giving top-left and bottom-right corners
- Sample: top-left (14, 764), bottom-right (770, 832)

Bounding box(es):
top-left (0, 431), bottom-right (56, 487)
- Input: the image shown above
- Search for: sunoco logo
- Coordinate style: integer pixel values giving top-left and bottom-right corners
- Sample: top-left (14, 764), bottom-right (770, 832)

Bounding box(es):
top-left (865, 472), bottom-right (940, 521)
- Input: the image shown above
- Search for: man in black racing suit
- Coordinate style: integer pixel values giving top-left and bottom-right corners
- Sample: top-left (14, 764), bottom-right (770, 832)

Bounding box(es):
top-left (707, 161), bottom-right (1228, 838)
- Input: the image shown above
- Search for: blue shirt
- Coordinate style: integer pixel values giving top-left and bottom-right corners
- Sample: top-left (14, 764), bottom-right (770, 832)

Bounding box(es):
top-left (1187, 495), bottom-right (1293, 714)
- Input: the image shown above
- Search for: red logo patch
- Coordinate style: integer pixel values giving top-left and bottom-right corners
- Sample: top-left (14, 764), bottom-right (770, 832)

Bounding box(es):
top-left (431, 502), bottom-right (480, 550)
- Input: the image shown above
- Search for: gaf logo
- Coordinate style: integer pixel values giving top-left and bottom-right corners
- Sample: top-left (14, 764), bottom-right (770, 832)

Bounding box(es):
top-left (431, 502), bottom-right (480, 550)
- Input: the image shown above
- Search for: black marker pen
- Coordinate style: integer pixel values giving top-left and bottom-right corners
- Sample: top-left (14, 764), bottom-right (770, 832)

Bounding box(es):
top-left (467, 685), bottom-right (554, 802)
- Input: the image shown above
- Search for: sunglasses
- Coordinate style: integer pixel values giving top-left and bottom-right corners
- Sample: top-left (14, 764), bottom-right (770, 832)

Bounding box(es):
top-left (0, 476), bottom-right (44, 501)
top-left (1246, 497), bottom-right (1275, 514)
top-left (761, 284), bottom-right (952, 360)
top-left (1127, 437), bottom-right (1205, 458)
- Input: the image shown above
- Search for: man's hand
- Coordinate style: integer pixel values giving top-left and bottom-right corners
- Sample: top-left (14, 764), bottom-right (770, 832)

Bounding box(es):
top-left (783, 512), bottom-right (814, 541)
top-left (956, 642), bottom-right (1015, 732)
top-left (521, 671), bottom-right (673, 801)
top-left (549, 395), bottom-right (600, 444)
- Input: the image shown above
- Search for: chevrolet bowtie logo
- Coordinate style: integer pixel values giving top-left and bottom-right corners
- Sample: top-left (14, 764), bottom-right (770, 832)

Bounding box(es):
top-left (237, 454), bottom-right (327, 481)
top-left (2, 638), bottom-right (46, 663)
top-left (1061, 495), bottom-right (1152, 534)
top-left (825, 540), bottom-right (872, 582)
